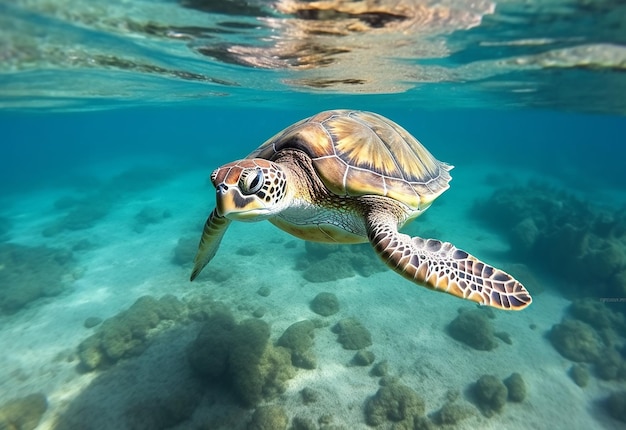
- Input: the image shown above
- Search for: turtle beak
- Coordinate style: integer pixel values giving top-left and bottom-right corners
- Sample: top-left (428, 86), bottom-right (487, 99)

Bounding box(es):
top-left (214, 184), bottom-right (231, 217)
top-left (214, 184), bottom-right (268, 220)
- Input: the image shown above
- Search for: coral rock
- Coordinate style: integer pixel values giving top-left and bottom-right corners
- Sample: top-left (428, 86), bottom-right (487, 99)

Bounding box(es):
top-left (365, 383), bottom-right (425, 426)
top-left (434, 401), bottom-right (475, 425)
top-left (606, 391), bottom-right (626, 423)
top-left (447, 310), bottom-right (498, 351)
top-left (77, 295), bottom-right (186, 370)
top-left (310, 292), bottom-right (340, 316)
top-left (569, 364), bottom-right (590, 387)
top-left (594, 348), bottom-right (626, 381)
top-left (352, 350), bottom-right (376, 366)
top-left (277, 320), bottom-right (317, 369)
top-left (332, 318), bottom-right (372, 350)
top-left (504, 373), bottom-right (526, 402)
top-left (248, 405), bottom-right (289, 430)
top-left (0, 393), bottom-right (48, 430)
top-left (189, 313), bottom-right (296, 407)
top-left (549, 319), bottom-right (601, 362)
top-left (472, 375), bottom-right (508, 417)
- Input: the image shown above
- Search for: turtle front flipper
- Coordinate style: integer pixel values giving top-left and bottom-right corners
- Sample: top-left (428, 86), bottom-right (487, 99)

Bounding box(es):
top-left (366, 213), bottom-right (532, 310)
top-left (190, 208), bottom-right (232, 281)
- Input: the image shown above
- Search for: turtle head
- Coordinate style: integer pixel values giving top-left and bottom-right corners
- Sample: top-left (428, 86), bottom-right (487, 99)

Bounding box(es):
top-left (210, 159), bottom-right (289, 221)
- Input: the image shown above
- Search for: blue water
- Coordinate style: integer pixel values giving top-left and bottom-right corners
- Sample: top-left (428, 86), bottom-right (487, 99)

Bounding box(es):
top-left (3, 108), bottom-right (625, 193)
top-left (2, 1), bottom-right (626, 429)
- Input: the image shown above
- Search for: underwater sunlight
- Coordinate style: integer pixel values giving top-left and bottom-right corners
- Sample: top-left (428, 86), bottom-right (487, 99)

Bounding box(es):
top-left (1, 1), bottom-right (626, 429)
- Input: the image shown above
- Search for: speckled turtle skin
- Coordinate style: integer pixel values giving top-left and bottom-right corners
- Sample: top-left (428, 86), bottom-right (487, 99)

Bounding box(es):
top-left (191, 110), bottom-right (532, 310)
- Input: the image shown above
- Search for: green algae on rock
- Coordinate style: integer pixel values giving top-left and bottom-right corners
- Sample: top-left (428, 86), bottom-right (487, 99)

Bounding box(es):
top-left (447, 309), bottom-right (498, 351)
top-left (605, 391), bottom-right (626, 423)
top-left (248, 405), bottom-right (289, 430)
top-left (236, 246), bottom-right (258, 256)
top-left (471, 375), bottom-right (508, 417)
top-left (433, 400), bottom-right (476, 425)
top-left (474, 182), bottom-right (626, 299)
top-left (44, 167), bottom-right (174, 236)
top-left (171, 236), bottom-right (198, 267)
top-left (549, 319), bottom-right (602, 363)
top-left (291, 416), bottom-right (317, 430)
top-left (133, 205), bottom-right (171, 233)
top-left (332, 317), bottom-right (372, 350)
top-left (370, 360), bottom-right (389, 377)
top-left (504, 372), bottom-right (526, 402)
top-left (310, 292), bottom-right (340, 316)
top-left (0, 393), bottom-right (48, 430)
top-left (257, 286), bottom-right (271, 297)
top-left (365, 382), bottom-right (426, 426)
top-left (549, 298), bottom-right (626, 383)
top-left (77, 295), bottom-right (186, 370)
top-left (277, 320), bottom-right (317, 369)
top-left (229, 319), bottom-right (296, 407)
top-left (188, 310), bottom-right (238, 381)
top-left (494, 331), bottom-right (513, 345)
top-left (83, 316), bottom-right (103, 329)
top-left (298, 242), bottom-right (385, 283)
top-left (252, 306), bottom-right (266, 318)
top-left (0, 243), bottom-right (74, 315)
top-left (568, 298), bottom-right (626, 333)
top-left (300, 387), bottom-right (320, 405)
top-left (594, 348), bottom-right (626, 381)
top-left (569, 364), bottom-right (590, 387)
top-left (352, 350), bottom-right (375, 366)
top-left (189, 314), bottom-right (296, 407)
top-left (302, 257), bottom-right (356, 283)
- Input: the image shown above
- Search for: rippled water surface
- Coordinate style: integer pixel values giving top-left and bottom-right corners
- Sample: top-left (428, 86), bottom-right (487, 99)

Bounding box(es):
top-left (2, 0), bottom-right (626, 112)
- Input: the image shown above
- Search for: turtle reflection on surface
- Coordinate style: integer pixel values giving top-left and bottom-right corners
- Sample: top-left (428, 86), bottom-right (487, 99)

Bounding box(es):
top-left (189, 0), bottom-right (495, 92)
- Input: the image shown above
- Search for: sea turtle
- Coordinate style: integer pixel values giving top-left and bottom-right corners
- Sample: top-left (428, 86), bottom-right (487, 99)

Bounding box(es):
top-left (190, 110), bottom-right (532, 310)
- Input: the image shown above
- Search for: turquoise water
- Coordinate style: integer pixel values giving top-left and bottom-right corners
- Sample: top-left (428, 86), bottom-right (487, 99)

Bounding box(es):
top-left (2, 1), bottom-right (626, 429)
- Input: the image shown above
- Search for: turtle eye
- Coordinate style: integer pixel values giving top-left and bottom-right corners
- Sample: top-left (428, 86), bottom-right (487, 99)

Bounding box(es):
top-left (239, 168), bottom-right (264, 195)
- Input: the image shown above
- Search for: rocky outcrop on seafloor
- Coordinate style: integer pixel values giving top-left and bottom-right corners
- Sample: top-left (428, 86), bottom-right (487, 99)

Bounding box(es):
top-left (43, 166), bottom-right (174, 236)
top-left (277, 320), bottom-right (317, 369)
top-left (549, 319), bottom-right (602, 363)
top-left (364, 381), bottom-right (426, 427)
top-left (606, 391), bottom-right (626, 423)
top-left (247, 405), bottom-right (289, 430)
top-left (189, 312), bottom-right (296, 407)
top-left (309, 292), bottom-right (340, 316)
top-left (296, 242), bottom-right (385, 283)
top-left (332, 317), bottom-right (373, 350)
top-left (446, 308), bottom-right (500, 351)
top-left (474, 182), bottom-right (626, 299)
top-left (471, 375), bottom-right (508, 417)
top-left (549, 298), bottom-right (626, 384)
top-left (0, 393), bottom-right (48, 430)
top-left (0, 242), bottom-right (76, 315)
top-left (77, 295), bottom-right (187, 370)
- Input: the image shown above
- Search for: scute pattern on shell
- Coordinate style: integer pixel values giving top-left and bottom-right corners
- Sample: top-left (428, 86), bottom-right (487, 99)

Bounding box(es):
top-left (248, 110), bottom-right (452, 209)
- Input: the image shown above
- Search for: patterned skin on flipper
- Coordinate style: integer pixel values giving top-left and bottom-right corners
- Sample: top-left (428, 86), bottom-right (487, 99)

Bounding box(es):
top-left (190, 208), bottom-right (231, 281)
top-left (366, 210), bottom-right (532, 310)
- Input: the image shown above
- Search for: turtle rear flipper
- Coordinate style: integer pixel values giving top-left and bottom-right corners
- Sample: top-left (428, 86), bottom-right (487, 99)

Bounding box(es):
top-left (366, 211), bottom-right (532, 310)
top-left (190, 208), bottom-right (231, 281)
